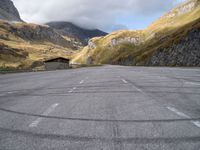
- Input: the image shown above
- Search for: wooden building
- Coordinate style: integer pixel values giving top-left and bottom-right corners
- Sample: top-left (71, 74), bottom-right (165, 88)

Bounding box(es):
top-left (44, 57), bottom-right (70, 70)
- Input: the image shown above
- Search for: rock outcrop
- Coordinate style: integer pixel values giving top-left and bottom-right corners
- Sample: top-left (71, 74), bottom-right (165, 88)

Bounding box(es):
top-left (88, 41), bottom-right (97, 49)
top-left (0, 42), bottom-right (28, 59)
top-left (110, 37), bottom-right (143, 47)
top-left (0, 0), bottom-right (22, 22)
top-left (165, 0), bottom-right (197, 19)
top-left (147, 28), bottom-right (200, 66)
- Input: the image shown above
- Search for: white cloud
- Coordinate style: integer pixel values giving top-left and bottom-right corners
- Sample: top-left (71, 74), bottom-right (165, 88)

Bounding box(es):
top-left (12, 0), bottom-right (184, 31)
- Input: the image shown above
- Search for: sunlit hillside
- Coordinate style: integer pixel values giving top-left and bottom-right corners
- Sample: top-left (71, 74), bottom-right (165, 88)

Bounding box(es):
top-left (72, 0), bottom-right (200, 66)
top-left (0, 21), bottom-right (79, 70)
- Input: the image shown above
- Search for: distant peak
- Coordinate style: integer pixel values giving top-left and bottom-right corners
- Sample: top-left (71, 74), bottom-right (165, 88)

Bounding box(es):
top-left (46, 21), bottom-right (107, 46)
top-left (0, 0), bottom-right (23, 22)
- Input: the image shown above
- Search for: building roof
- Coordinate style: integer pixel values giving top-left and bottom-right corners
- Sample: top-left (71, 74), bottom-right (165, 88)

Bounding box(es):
top-left (44, 57), bottom-right (70, 63)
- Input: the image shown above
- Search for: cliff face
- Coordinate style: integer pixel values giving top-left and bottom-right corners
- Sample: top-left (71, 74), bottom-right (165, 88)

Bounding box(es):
top-left (146, 28), bottom-right (200, 66)
top-left (0, 0), bottom-right (22, 22)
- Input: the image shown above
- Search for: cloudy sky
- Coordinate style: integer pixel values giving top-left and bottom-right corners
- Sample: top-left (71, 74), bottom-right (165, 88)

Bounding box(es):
top-left (12, 0), bottom-right (186, 32)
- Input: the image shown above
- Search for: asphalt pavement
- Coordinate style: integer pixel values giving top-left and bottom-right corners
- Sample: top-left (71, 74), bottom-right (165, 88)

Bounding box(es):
top-left (0, 65), bottom-right (200, 150)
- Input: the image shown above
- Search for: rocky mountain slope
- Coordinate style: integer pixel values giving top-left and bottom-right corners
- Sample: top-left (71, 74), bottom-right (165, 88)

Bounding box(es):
top-left (0, 0), bottom-right (22, 22)
top-left (7, 22), bottom-right (76, 49)
top-left (146, 27), bottom-right (200, 66)
top-left (0, 0), bottom-right (109, 70)
top-left (0, 21), bottom-right (77, 69)
top-left (73, 0), bottom-right (200, 67)
top-left (46, 21), bottom-right (107, 46)
top-left (0, 0), bottom-right (88, 70)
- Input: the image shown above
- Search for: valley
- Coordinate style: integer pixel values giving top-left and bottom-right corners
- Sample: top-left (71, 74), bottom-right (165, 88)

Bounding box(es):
top-left (0, 0), bottom-right (200, 70)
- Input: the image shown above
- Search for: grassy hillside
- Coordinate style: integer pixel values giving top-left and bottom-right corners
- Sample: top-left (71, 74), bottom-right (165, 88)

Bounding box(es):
top-left (0, 21), bottom-right (76, 70)
top-left (72, 0), bottom-right (200, 65)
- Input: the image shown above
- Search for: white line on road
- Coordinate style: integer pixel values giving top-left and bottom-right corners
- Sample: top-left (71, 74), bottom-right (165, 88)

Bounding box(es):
top-left (192, 121), bottom-right (200, 128)
top-left (68, 87), bottom-right (77, 93)
top-left (7, 92), bottom-right (14, 94)
top-left (80, 80), bottom-right (84, 84)
top-left (134, 86), bottom-right (143, 93)
top-left (29, 103), bottom-right (59, 128)
top-left (167, 107), bottom-right (189, 118)
top-left (167, 106), bottom-right (200, 128)
top-left (68, 90), bottom-right (73, 93)
top-left (119, 76), bottom-right (144, 93)
top-left (122, 79), bottom-right (128, 84)
top-left (0, 91), bottom-right (17, 97)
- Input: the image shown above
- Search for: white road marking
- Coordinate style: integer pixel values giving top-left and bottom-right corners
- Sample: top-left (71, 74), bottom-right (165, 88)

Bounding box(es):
top-left (167, 107), bottom-right (189, 118)
top-left (68, 87), bottom-right (77, 93)
top-left (122, 79), bottom-right (128, 84)
top-left (7, 92), bottom-right (14, 94)
top-left (134, 86), bottom-right (143, 93)
top-left (0, 91), bottom-right (16, 96)
top-left (29, 103), bottom-right (59, 128)
top-left (80, 80), bottom-right (84, 84)
top-left (185, 82), bottom-right (200, 86)
top-left (167, 106), bottom-right (200, 128)
top-left (192, 121), bottom-right (200, 128)
top-left (68, 90), bottom-right (73, 93)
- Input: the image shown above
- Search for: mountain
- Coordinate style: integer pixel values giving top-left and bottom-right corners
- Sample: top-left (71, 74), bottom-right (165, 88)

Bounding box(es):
top-left (0, 0), bottom-right (23, 22)
top-left (1, 0), bottom-right (200, 70)
top-left (46, 21), bottom-right (108, 46)
top-left (72, 0), bottom-right (200, 67)
top-left (0, 21), bottom-right (76, 70)
top-left (0, 0), bottom-right (83, 70)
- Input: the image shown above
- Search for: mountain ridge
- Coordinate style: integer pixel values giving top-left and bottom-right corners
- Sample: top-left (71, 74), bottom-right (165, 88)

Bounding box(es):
top-left (72, 0), bottom-right (200, 67)
top-left (0, 0), bottom-right (106, 70)
top-left (46, 21), bottom-right (107, 46)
